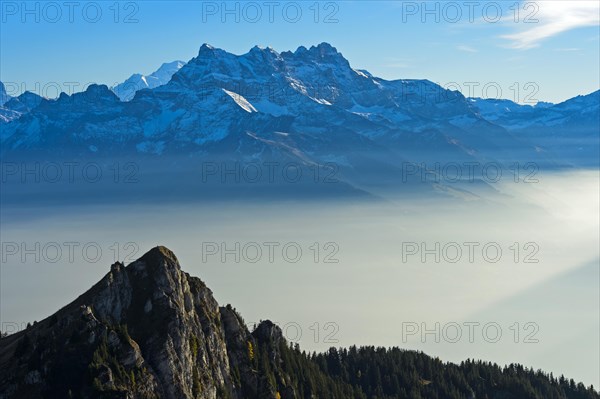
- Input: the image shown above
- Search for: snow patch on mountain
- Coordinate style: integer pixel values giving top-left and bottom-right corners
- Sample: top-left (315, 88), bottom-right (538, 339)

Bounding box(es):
top-left (222, 89), bottom-right (257, 112)
top-left (251, 99), bottom-right (289, 116)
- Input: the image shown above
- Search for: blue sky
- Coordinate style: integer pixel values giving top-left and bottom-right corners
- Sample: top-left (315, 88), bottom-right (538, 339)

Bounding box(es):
top-left (1, 1), bottom-right (599, 103)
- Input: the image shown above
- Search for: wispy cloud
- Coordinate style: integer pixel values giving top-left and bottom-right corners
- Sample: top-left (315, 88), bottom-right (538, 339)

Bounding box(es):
top-left (457, 45), bottom-right (477, 53)
top-left (501, 1), bottom-right (600, 49)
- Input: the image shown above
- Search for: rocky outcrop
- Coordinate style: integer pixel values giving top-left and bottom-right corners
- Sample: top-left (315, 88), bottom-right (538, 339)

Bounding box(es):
top-left (0, 246), bottom-right (287, 399)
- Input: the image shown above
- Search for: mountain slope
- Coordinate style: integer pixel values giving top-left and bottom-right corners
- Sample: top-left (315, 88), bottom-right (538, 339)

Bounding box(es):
top-left (0, 246), bottom-right (597, 399)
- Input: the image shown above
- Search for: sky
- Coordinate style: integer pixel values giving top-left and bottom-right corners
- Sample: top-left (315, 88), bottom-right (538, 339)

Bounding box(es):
top-left (1, 1), bottom-right (599, 103)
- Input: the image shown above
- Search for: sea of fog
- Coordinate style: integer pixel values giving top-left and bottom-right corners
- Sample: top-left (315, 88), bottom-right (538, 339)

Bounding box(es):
top-left (1, 169), bottom-right (598, 387)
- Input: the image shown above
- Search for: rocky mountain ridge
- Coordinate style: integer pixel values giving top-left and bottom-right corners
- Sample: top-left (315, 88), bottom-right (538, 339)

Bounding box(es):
top-left (0, 247), bottom-right (299, 398)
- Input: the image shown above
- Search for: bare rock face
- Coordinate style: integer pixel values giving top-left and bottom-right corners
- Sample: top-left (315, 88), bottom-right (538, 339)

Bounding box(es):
top-left (0, 246), bottom-right (283, 399)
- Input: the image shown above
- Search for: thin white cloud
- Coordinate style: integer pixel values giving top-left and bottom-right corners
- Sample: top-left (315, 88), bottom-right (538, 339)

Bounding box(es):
top-left (457, 45), bottom-right (477, 53)
top-left (501, 1), bottom-right (600, 49)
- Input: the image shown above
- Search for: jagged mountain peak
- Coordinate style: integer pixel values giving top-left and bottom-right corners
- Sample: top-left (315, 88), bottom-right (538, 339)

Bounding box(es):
top-left (240, 46), bottom-right (282, 65)
top-left (293, 45), bottom-right (308, 54)
top-left (137, 245), bottom-right (181, 273)
top-left (246, 45), bottom-right (282, 61)
top-left (197, 42), bottom-right (222, 57)
top-left (140, 245), bottom-right (179, 263)
top-left (16, 91), bottom-right (43, 101)
top-left (50, 84), bottom-right (113, 103)
top-left (248, 44), bottom-right (277, 53)
top-left (284, 42), bottom-right (349, 66)
top-left (310, 41), bottom-right (339, 53)
top-left (199, 42), bottom-right (215, 50)
top-left (192, 42), bottom-right (349, 66)
top-left (56, 84), bottom-right (120, 105)
top-left (3, 91), bottom-right (43, 113)
top-left (291, 42), bottom-right (339, 55)
top-left (85, 83), bottom-right (114, 95)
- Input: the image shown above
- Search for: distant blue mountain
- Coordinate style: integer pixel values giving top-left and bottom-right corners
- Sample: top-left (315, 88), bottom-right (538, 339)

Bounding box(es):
top-left (110, 60), bottom-right (186, 101)
top-left (469, 91), bottom-right (599, 165)
top-left (469, 91), bottom-right (599, 131)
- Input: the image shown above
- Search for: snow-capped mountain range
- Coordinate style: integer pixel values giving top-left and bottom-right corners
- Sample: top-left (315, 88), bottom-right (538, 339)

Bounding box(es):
top-left (1, 43), bottom-right (597, 175)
